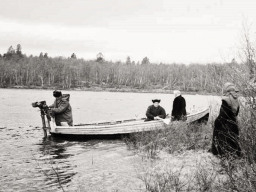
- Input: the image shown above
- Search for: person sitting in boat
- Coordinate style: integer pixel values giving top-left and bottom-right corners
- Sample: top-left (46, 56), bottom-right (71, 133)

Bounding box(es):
top-left (145, 99), bottom-right (166, 121)
top-left (171, 90), bottom-right (187, 121)
top-left (49, 90), bottom-right (73, 126)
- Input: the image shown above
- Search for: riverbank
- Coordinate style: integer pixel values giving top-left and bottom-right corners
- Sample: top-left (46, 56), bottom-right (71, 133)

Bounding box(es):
top-left (135, 150), bottom-right (224, 191)
top-left (2, 85), bottom-right (217, 96)
top-left (124, 120), bottom-right (225, 191)
top-left (126, 100), bottom-right (256, 192)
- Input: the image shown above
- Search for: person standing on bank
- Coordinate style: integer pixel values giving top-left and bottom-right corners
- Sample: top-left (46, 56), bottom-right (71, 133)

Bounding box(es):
top-left (211, 82), bottom-right (241, 157)
top-left (171, 90), bottom-right (187, 121)
top-left (145, 99), bottom-right (166, 121)
top-left (49, 90), bottom-right (73, 126)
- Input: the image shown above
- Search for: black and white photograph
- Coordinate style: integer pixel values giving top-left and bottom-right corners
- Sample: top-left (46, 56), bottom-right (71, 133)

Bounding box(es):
top-left (1, 0), bottom-right (256, 191)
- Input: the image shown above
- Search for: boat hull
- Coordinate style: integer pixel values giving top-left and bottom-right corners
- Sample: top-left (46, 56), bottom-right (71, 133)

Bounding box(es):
top-left (49, 107), bottom-right (209, 138)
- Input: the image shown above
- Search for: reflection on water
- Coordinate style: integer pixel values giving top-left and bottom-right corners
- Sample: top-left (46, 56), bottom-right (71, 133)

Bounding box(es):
top-left (39, 137), bottom-right (74, 159)
top-left (35, 136), bottom-right (144, 192)
top-left (0, 89), bottom-right (215, 191)
top-left (37, 136), bottom-right (76, 189)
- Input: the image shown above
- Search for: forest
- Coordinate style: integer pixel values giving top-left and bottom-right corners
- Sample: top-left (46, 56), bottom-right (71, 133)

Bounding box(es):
top-left (0, 44), bottom-right (253, 94)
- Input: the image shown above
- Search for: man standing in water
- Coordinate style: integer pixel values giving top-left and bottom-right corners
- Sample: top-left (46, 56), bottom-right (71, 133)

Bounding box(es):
top-left (171, 90), bottom-right (187, 121)
top-left (49, 90), bottom-right (73, 126)
top-left (145, 99), bottom-right (166, 121)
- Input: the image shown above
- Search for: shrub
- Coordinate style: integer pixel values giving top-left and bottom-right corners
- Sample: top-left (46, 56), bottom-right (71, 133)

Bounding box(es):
top-left (124, 121), bottom-right (212, 159)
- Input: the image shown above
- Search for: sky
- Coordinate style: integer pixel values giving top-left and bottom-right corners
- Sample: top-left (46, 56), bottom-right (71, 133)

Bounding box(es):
top-left (0, 0), bottom-right (256, 64)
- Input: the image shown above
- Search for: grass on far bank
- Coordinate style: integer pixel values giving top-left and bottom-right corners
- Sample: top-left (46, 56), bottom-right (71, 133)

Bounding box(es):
top-left (6, 85), bottom-right (217, 96)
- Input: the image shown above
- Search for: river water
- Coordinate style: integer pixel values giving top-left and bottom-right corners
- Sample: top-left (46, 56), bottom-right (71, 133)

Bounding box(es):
top-left (0, 89), bottom-right (213, 192)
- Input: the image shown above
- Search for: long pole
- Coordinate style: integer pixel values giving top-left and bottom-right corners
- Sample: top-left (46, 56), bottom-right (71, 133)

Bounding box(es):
top-left (40, 109), bottom-right (47, 137)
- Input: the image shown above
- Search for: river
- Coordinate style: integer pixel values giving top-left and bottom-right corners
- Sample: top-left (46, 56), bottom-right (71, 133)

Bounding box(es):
top-left (0, 89), bottom-right (213, 192)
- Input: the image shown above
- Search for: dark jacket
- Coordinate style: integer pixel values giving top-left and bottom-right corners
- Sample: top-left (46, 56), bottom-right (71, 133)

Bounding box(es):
top-left (146, 105), bottom-right (166, 121)
top-left (171, 95), bottom-right (186, 121)
top-left (50, 94), bottom-right (73, 126)
top-left (211, 100), bottom-right (241, 157)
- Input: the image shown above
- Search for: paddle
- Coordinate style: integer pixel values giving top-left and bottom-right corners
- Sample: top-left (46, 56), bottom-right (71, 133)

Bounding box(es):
top-left (162, 118), bottom-right (171, 125)
top-left (154, 116), bottom-right (171, 125)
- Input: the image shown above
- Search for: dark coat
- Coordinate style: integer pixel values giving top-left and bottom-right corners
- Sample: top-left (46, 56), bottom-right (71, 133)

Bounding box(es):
top-left (211, 100), bottom-right (241, 157)
top-left (146, 105), bottom-right (166, 121)
top-left (50, 94), bottom-right (73, 126)
top-left (171, 95), bottom-right (186, 121)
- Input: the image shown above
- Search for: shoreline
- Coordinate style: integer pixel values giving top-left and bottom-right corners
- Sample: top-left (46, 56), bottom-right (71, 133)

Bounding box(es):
top-left (1, 85), bottom-right (218, 96)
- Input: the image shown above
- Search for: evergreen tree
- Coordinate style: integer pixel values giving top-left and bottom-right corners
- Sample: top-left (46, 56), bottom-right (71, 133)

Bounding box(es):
top-left (96, 52), bottom-right (104, 62)
top-left (7, 46), bottom-right (15, 54)
top-left (126, 56), bottom-right (131, 65)
top-left (16, 44), bottom-right (22, 56)
top-left (3, 46), bottom-right (15, 59)
top-left (39, 52), bottom-right (44, 58)
top-left (141, 57), bottom-right (150, 65)
top-left (71, 53), bottom-right (77, 59)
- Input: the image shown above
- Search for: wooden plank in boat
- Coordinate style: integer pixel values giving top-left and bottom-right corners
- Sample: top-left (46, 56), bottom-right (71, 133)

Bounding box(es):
top-left (54, 124), bottom-right (166, 135)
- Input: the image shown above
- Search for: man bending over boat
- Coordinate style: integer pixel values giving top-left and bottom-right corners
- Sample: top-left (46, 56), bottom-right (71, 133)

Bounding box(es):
top-left (145, 99), bottom-right (166, 121)
top-left (171, 90), bottom-right (187, 121)
top-left (49, 90), bottom-right (73, 126)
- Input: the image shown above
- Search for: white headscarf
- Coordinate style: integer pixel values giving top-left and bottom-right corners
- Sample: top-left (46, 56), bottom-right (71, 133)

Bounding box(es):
top-left (222, 82), bottom-right (237, 96)
top-left (173, 90), bottom-right (181, 98)
top-left (222, 82), bottom-right (239, 114)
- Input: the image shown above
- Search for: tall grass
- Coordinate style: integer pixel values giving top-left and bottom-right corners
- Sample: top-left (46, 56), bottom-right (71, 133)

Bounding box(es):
top-left (135, 149), bottom-right (227, 192)
top-left (126, 93), bottom-right (256, 191)
top-left (125, 120), bottom-right (212, 159)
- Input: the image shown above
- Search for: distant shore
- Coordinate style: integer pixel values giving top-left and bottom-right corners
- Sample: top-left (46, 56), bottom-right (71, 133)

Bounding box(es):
top-left (2, 85), bottom-right (217, 95)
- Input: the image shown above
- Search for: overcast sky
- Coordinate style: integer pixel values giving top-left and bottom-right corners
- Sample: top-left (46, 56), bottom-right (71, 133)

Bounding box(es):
top-left (0, 0), bottom-right (255, 63)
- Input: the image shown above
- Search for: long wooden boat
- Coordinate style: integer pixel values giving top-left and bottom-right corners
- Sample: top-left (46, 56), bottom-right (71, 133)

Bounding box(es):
top-left (48, 107), bottom-right (209, 138)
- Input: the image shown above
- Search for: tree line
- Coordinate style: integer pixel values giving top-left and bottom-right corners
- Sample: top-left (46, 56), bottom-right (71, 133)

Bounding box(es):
top-left (0, 44), bottom-right (254, 94)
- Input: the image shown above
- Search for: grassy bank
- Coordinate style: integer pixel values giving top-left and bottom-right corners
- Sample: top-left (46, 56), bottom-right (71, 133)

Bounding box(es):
top-left (125, 98), bottom-right (256, 192)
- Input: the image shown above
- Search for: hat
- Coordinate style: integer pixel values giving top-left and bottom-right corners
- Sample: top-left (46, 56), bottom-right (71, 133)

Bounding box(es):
top-left (53, 90), bottom-right (62, 97)
top-left (173, 90), bottom-right (181, 97)
top-left (223, 82), bottom-right (238, 96)
top-left (152, 99), bottom-right (161, 103)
